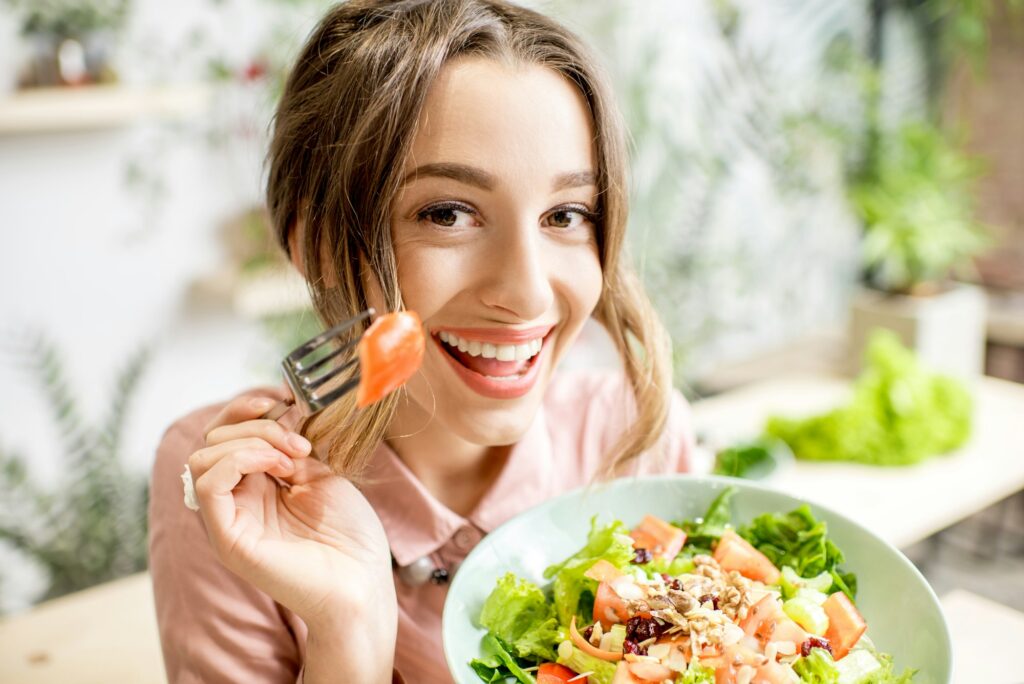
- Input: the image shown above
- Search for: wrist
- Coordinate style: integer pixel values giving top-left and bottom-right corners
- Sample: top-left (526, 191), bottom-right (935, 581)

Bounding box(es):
top-left (304, 558), bottom-right (398, 635)
top-left (304, 599), bottom-right (397, 684)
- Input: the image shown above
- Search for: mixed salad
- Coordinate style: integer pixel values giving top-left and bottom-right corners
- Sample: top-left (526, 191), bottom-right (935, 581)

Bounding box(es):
top-left (468, 487), bottom-right (916, 684)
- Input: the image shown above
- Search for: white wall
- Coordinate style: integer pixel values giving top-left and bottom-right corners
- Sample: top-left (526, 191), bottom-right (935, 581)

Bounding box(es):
top-left (0, 0), bottom-right (332, 611)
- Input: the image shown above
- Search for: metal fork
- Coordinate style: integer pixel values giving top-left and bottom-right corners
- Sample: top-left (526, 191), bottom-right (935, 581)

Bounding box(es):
top-left (261, 308), bottom-right (375, 423)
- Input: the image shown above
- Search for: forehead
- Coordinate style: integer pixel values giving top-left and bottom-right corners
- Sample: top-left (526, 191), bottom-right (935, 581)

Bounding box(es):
top-left (406, 57), bottom-right (597, 179)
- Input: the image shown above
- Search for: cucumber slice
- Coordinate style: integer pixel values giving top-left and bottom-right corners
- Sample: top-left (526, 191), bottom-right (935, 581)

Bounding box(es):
top-left (780, 565), bottom-right (833, 598)
top-left (603, 623), bottom-right (627, 654)
top-left (783, 596), bottom-right (829, 635)
top-left (796, 587), bottom-right (830, 605)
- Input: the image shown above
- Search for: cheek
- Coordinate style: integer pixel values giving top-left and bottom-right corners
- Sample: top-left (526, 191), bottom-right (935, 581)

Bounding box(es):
top-left (556, 242), bottom-right (603, 317)
top-left (393, 240), bottom-right (471, 320)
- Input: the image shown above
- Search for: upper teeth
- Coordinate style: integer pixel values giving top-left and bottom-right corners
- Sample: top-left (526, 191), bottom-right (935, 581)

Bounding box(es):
top-left (438, 331), bottom-right (543, 362)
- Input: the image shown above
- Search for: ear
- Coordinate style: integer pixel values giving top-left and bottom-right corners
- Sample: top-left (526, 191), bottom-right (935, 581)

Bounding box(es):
top-left (287, 220), bottom-right (305, 277)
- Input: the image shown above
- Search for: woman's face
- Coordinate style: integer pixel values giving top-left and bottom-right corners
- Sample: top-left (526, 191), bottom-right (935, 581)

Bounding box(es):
top-left (386, 56), bottom-right (604, 446)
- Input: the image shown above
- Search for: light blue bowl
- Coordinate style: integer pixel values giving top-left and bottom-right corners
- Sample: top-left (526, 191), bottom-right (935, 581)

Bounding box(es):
top-left (443, 475), bottom-right (951, 683)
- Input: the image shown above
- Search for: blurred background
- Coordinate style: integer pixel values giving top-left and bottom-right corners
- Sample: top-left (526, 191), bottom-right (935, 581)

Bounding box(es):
top-left (0, 0), bottom-right (1022, 680)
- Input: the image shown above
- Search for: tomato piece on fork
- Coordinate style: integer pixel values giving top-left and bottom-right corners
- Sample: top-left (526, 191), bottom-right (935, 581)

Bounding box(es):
top-left (356, 311), bottom-right (425, 407)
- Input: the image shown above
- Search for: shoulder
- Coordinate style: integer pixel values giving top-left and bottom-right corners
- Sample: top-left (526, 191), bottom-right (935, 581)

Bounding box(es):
top-left (543, 367), bottom-right (696, 476)
top-left (544, 366), bottom-right (634, 415)
top-left (541, 368), bottom-right (634, 469)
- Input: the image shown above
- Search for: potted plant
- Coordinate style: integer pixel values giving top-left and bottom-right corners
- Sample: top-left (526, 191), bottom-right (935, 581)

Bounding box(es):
top-left (848, 121), bottom-right (989, 379)
top-left (4, 0), bottom-right (130, 88)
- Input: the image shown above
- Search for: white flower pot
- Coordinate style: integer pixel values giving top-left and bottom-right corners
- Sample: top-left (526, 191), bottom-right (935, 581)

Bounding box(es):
top-left (849, 283), bottom-right (987, 379)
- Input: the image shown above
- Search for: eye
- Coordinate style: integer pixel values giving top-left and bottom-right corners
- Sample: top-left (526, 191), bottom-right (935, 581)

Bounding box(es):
top-left (544, 205), bottom-right (598, 230)
top-left (416, 202), bottom-right (478, 228)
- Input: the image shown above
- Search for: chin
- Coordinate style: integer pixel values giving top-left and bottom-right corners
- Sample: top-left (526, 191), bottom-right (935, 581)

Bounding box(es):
top-left (442, 394), bottom-right (545, 447)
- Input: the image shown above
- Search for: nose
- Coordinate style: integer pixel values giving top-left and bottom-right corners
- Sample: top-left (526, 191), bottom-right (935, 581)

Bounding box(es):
top-left (477, 222), bottom-right (554, 322)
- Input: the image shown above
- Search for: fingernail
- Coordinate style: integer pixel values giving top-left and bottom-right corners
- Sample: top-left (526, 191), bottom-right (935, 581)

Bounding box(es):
top-left (252, 397), bottom-right (275, 411)
top-left (289, 434), bottom-right (312, 454)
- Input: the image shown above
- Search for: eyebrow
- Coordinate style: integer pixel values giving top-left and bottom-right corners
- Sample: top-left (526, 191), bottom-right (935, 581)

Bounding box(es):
top-left (401, 162), bottom-right (597, 192)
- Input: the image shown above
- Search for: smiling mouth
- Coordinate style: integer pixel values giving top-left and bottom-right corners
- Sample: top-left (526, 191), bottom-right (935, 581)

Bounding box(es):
top-left (433, 330), bottom-right (546, 380)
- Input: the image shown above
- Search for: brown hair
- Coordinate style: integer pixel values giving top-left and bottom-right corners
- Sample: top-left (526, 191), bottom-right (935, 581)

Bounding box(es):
top-left (266, 0), bottom-right (673, 482)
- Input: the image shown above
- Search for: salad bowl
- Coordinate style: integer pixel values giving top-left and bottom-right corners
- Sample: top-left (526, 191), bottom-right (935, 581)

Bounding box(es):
top-left (442, 475), bottom-right (951, 683)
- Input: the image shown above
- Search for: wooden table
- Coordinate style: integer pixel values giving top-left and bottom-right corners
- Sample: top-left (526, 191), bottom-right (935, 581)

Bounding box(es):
top-left (0, 573), bottom-right (164, 684)
top-left (691, 373), bottom-right (1024, 549)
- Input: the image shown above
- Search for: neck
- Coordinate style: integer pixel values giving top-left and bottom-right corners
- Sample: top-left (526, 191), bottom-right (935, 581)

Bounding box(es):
top-left (385, 400), bottom-right (510, 517)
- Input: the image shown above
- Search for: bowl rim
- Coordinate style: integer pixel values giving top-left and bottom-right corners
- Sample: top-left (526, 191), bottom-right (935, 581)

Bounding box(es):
top-left (442, 473), bottom-right (952, 680)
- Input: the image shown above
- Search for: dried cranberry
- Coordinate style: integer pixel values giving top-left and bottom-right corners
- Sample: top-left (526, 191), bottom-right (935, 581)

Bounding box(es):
top-left (582, 624), bottom-right (594, 641)
top-left (622, 639), bottom-right (647, 656)
top-left (659, 573), bottom-right (682, 591)
top-left (800, 636), bottom-right (833, 657)
top-left (625, 615), bottom-right (665, 644)
top-left (699, 593), bottom-right (721, 610)
top-left (631, 548), bottom-right (653, 565)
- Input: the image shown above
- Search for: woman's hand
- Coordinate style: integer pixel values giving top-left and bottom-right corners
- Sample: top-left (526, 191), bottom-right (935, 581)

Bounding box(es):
top-left (188, 394), bottom-right (397, 681)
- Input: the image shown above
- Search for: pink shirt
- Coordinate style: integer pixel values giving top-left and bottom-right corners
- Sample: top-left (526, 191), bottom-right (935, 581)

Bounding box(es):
top-left (148, 369), bottom-right (694, 683)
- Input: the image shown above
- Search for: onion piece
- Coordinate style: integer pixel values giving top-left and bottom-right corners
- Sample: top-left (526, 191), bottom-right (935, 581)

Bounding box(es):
top-left (570, 616), bottom-right (624, 662)
top-left (627, 660), bottom-right (675, 681)
top-left (610, 576), bottom-right (645, 601)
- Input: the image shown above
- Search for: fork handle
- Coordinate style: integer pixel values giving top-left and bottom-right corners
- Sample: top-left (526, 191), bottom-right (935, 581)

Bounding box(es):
top-left (261, 399), bottom-right (294, 422)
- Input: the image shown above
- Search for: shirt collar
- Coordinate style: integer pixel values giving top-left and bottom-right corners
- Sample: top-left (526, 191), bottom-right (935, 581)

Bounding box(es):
top-left (360, 408), bottom-right (555, 567)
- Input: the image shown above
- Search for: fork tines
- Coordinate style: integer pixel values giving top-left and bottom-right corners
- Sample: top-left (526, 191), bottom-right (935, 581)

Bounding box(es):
top-left (282, 308), bottom-right (374, 414)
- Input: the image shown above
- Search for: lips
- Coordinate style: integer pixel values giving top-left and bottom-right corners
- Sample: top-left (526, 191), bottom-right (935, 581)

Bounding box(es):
top-left (430, 325), bottom-right (554, 399)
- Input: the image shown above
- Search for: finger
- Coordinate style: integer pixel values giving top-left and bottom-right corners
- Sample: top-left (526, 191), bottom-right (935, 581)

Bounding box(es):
top-left (194, 448), bottom-right (292, 543)
top-left (202, 393), bottom-right (287, 437)
top-left (189, 438), bottom-right (295, 480)
top-left (206, 419), bottom-right (312, 460)
top-left (280, 454), bottom-right (334, 487)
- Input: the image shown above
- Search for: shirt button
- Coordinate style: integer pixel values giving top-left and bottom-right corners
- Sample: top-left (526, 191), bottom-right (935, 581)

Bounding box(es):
top-left (453, 526), bottom-right (481, 551)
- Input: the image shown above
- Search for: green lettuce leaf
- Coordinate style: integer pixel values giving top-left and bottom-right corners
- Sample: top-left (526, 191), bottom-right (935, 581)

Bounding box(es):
top-left (739, 504), bottom-right (857, 600)
top-left (556, 640), bottom-right (618, 684)
top-left (845, 641), bottom-right (917, 684)
top-left (470, 634), bottom-right (536, 684)
top-left (468, 653), bottom-right (513, 684)
top-left (677, 664), bottom-right (716, 683)
top-left (478, 573), bottom-right (560, 662)
top-left (765, 330), bottom-right (972, 467)
top-left (669, 487), bottom-right (737, 558)
top-left (794, 648), bottom-right (840, 683)
top-left (542, 516), bottom-right (635, 626)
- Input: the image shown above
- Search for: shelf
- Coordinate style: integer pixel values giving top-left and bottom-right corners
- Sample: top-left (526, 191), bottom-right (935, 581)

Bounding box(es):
top-left (0, 83), bottom-right (210, 135)
top-left (192, 266), bottom-right (313, 319)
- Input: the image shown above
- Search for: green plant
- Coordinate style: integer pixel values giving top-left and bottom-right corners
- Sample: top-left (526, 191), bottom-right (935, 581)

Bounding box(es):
top-left (850, 121), bottom-right (989, 293)
top-left (0, 333), bottom-right (150, 605)
top-left (899, 0), bottom-right (1024, 106)
top-left (3, 0), bottom-right (131, 37)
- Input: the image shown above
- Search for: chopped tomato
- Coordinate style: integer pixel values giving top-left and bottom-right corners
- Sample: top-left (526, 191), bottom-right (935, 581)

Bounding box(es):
top-left (625, 659), bottom-right (674, 682)
top-left (630, 515), bottom-right (687, 561)
top-left (713, 530), bottom-right (781, 584)
top-left (593, 581), bottom-right (631, 629)
top-left (711, 644), bottom-right (793, 684)
top-left (584, 559), bottom-right (625, 583)
top-left (356, 311), bottom-right (424, 407)
top-left (538, 663), bottom-right (580, 684)
top-left (823, 591), bottom-right (867, 660)
top-left (740, 594), bottom-right (808, 649)
top-left (611, 661), bottom-right (643, 684)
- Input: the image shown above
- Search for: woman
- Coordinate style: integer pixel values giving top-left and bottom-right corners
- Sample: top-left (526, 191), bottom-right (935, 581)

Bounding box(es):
top-left (148, 1), bottom-right (695, 682)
